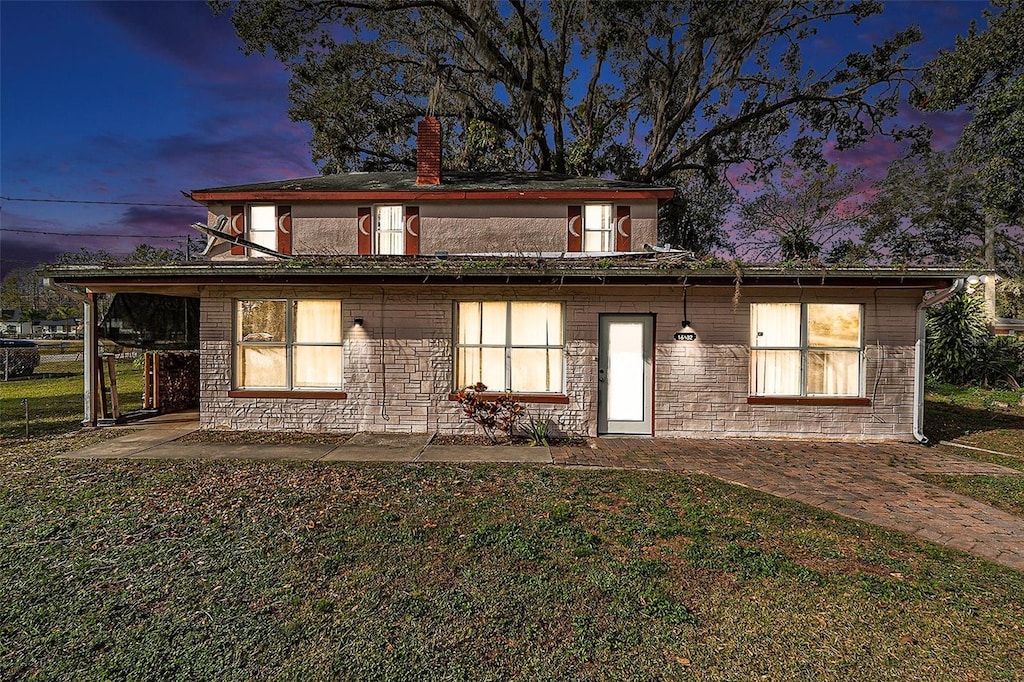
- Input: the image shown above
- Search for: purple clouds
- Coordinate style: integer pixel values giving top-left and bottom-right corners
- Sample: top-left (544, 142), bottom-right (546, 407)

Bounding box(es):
top-left (0, 1), bottom-right (990, 278)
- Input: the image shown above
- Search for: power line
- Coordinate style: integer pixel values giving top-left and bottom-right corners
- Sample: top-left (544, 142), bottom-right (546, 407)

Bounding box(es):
top-left (3, 228), bottom-right (187, 238)
top-left (1, 195), bottom-right (197, 208)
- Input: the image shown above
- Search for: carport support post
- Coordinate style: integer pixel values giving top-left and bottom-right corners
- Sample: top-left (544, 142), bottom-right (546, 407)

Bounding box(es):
top-left (83, 291), bottom-right (98, 427)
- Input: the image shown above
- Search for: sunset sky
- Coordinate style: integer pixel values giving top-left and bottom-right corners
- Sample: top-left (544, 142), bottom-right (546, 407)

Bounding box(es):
top-left (1, 1), bottom-right (988, 277)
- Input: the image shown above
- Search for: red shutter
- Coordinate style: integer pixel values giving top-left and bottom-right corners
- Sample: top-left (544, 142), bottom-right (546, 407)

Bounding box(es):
top-left (357, 206), bottom-right (372, 255)
top-left (615, 205), bottom-right (631, 252)
top-left (230, 205), bottom-right (244, 255)
top-left (276, 205), bottom-right (292, 255)
top-left (404, 205), bottom-right (420, 255)
top-left (567, 205), bottom-right (582, 252)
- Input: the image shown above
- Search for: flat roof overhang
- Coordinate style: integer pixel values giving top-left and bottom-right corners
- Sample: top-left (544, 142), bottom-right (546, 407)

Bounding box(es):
top-left (41, 260), bottom-right (967, 294)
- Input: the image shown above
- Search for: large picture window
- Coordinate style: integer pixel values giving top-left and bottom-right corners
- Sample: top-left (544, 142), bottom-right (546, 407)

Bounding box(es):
top-left (456, 301), bottom-right (564, 393)
top-left (750, 303), bottom-right (862, 397)
top-left (235, 299), bottom-right (343, 390)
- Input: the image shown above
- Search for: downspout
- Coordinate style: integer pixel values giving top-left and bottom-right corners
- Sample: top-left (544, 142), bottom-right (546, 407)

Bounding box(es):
top-left (42, 279), bottom-right (97, 427)
top-left (914, 278), bottom-right (965, 444)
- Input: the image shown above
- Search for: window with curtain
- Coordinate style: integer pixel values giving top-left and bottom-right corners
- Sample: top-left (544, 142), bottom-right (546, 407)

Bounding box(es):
top-left (235, 299), bottom-right (343, 390)
top-left (375, 205), bottom-right (404, 255)
top-left (456, 301), bottom-right (564, 393)
top-left (750, 302), bottom-right (862, 396)
top-left (247, 205), bottom-right (278, 254)
top-left (583, 203), bottom-right (613, 252)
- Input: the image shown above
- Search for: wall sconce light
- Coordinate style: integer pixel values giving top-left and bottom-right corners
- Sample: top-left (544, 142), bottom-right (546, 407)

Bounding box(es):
top-left (674, 285), bottom-right (697, 341)
top-left (354, 318), bottom-right (364, 327)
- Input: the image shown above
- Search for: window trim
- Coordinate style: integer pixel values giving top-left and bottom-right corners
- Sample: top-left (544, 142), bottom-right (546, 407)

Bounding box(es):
top-left (246, 204), bottom-right (278, 256)
top-left (582, 202), bottom-right (614, 253)
top-left (374, 203), bottom-right (405, 255)
top-left (453, 300), bottom-right (567, 394)
top-left (233, 298), bottom-right (345, 393)
top-left (749, 302), bottom-right (864, 398)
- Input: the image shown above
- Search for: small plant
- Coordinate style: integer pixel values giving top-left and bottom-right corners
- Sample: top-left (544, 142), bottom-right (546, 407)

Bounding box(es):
top-left (454, 383), bottom-right (523, 443)
top-left (521, 417), bottom-right (550, 446)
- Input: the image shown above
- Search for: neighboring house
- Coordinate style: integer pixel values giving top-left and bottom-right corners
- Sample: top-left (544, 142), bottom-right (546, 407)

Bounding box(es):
top-left (0, 309), bottom-right (32, 337)
top-left (38, 318), bottom-right (81, 338)
top-left (44, 118), bottom-right (966, 442)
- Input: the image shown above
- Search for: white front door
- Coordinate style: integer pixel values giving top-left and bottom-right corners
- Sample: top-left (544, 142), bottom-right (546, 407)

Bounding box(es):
top-left (598, 314), bottom-right (654, 435)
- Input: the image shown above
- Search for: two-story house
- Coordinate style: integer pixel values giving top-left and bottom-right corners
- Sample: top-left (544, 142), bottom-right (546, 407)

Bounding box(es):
top-left (46, 118), bottom-right (966, 442)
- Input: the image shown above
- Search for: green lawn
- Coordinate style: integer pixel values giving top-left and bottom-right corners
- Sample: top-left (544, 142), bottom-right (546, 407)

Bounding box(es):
top-left (0, 361), bottom-right (143, 438)
top-left (925, 382), bottom-right (1024, 460)
top-left (923, 382), bottom-right (1024, 514)
top-left (2, 434), bottom-right (1022, 680)
top-left (1, 374), bottom-right (1022, 679)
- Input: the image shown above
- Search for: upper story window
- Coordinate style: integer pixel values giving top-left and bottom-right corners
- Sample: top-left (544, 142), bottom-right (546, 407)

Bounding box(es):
top-left (229, 204), bottom-right (291, 257)
top-left (248, 205), bottom-right (278, 254)
top-left (235, 299), bottom-right (343, 391)
top-left (583, 204), bottom-right (613, 252)
top-left (750, 303), bottom-right (863, 397)
top-left (358, 205), bottom-right (420, 255)
top-left (375, 205), bottom-right (405, 255)
top-left (568, 204), bottom-right (630, 253)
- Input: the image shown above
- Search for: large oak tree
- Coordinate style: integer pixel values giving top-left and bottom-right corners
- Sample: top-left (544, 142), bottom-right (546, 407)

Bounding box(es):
top-left (213, 0), bottom-right (922, 252)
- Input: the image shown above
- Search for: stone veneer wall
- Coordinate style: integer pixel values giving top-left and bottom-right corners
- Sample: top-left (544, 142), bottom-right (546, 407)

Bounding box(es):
top-left (199, 284), bottom-right (923, 440)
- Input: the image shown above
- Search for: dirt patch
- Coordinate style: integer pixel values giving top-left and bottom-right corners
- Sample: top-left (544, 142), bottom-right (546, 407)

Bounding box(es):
top-left (177, 430), bottom-right (353, 445)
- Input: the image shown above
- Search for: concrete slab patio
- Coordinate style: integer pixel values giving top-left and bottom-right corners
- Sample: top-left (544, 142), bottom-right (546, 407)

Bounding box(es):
top-left (321, 433), bottom-right (431, 462)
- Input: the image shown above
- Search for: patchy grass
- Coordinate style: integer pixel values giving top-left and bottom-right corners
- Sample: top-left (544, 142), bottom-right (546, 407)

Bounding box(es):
top-left (925, 382), bottom-right (1024, 459)
top-left (1, 372), bottom-right (1022, 678)
top-left (0, 361), bottom-right (143, 438)
top-left (923, 382), bottom-right (1024, 517)
top-left (922, 474), bottom-right (1024, 518)
top-left (1, 432), bottom-right (1023, 680)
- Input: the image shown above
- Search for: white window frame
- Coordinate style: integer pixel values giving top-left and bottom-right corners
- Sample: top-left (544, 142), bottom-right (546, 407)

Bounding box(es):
top-left (583, 203), bottom-right (614, 252)
top-left (247, 204), bottom-right (278, 256)
top-left (234, 299), bottom-right (344, 391)
top-left (749, 302), bottom-right (864, 397)
top-left (375, 204), bottom-right (405, 255)
top-left (454, 301), bottom-right (565, 394)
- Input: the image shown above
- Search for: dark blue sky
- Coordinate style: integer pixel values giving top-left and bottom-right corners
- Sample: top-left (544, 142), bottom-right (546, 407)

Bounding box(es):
top-left (0, 0), bottom-right (986, 277)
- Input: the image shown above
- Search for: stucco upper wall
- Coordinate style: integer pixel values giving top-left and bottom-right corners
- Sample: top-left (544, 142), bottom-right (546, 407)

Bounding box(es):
top-left (204, 199), bottom-right (660, 258)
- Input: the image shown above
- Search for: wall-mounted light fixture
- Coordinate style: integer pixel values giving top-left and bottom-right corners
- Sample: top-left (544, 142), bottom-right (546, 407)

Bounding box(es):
top-left (674, 284), bottom-right (697, 341)
top-left (354, 318), bottom-right (364, 327)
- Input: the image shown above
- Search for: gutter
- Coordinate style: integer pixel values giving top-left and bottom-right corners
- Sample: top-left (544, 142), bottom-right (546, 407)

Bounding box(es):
top-left (913, 278), bottom-right (965, 444)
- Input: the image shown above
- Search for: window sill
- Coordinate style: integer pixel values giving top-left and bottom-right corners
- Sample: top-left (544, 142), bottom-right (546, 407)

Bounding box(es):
top-left (747, 396), bottom-right (871, 407)
top-left (447, 392), bottom-right (570, 405)
top-left (228, 390), bottom-right (347, 399)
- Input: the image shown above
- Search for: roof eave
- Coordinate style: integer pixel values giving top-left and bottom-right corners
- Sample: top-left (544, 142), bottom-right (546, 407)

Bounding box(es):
top-left (40, 262), bottom-right (966, 290)
top-left (189, 188), bottom-right (676, 204)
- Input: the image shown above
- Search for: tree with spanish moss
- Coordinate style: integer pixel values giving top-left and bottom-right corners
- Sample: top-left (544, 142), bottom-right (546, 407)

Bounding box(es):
top-left (213, 0), bottom-right (923, 253)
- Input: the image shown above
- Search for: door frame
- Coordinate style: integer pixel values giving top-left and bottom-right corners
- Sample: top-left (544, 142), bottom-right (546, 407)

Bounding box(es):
top-left (597, 313), bottom-right (655, 436)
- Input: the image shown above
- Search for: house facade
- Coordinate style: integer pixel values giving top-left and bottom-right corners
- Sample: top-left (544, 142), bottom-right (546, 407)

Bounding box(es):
top-left (45, 118), bottom-right (965, 442)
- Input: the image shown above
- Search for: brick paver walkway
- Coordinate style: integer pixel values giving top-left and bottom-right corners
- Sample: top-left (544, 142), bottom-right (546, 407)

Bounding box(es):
top-left (552, 439), bottom-right (1024, 571)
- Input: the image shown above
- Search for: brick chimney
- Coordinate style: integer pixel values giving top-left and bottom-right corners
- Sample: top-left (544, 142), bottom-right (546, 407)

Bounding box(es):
top-left (416, 117), bottom-right (442, 185)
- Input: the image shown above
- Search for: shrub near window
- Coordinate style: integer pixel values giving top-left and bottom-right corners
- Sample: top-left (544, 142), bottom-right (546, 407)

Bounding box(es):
top-left (927, 292), bottom-right (1023, 389)
top-left (454, 383), bottom-right (523, 443)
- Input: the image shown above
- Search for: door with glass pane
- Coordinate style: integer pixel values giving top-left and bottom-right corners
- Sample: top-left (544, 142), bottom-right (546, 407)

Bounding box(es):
top-left (598, 314), bottom-right (654, 435)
